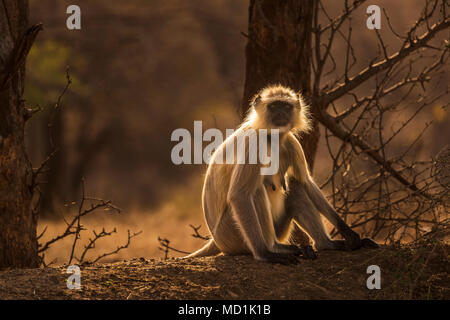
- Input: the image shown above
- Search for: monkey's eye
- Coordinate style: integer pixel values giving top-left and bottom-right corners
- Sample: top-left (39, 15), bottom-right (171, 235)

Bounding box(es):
top-left (283, 103), bottom-right (293, 111)
top-left (268, 103), bottom-right (278, 111)
top-left (268, 102), bottom-right (292, 111)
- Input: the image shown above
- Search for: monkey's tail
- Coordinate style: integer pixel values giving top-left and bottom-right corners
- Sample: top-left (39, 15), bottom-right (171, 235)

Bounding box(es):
top-left (184, 239), bottom-right (220, 258)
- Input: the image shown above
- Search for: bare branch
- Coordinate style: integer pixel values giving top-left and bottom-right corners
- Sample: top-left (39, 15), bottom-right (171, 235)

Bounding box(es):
top-left (189, 224), bottom-right (210, 241)
top-left (90, 230), bottom-right (143, 264)
top-left (316, 108), bottom-right (433, 199)
top-left (38, 180), bottom-right (120, 255)
top-left (322, 18), bottom-right (449, 105)
top-left (78, 227), bottom-right (117, 264)
top-left (48, 67), bottom-right (72, 149)
top-left (157, 237), bottom-right (190, 259)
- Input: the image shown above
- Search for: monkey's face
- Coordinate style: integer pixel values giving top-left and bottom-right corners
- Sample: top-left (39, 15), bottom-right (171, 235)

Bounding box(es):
top-left (266, 100), bottom-right (295, 128)
top-left (247, 85), bottom-right (310, 134)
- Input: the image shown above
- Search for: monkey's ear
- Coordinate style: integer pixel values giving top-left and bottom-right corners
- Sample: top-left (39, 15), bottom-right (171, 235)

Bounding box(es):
top-left (251, 94), bottom-right (261, 107)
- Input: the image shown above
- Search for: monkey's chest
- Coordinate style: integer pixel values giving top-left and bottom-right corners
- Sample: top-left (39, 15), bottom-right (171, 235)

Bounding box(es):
top-left (264, 175), bottom-right (286, 218)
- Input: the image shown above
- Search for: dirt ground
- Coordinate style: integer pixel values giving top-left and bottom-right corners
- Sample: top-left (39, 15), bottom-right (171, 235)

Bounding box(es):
top-left (0, 243), bottom-right (448, 300)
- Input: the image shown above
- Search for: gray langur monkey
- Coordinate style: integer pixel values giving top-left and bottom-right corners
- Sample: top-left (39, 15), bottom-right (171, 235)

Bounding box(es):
top-left (186, 85), bottom-right (378, 264)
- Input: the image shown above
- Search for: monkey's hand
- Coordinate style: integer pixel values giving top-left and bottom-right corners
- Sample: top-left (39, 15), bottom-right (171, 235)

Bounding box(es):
top-left (272, 243), bottom-right (317, 260)
top-left (361, 238), bottom-right (379, 249)
top-left (331, 237), bottom-right (379, 251)
top-left (337, 225), bottom-right (362, 250)
top-left (299, 245), bottom-right (317, 260)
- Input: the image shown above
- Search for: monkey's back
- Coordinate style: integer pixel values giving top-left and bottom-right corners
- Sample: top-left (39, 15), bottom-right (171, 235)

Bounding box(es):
top-left (201, 128), bottom-right (255, 254)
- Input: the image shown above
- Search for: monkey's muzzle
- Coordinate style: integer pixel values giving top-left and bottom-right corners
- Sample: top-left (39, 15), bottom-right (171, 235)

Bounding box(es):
top-left (268, 102), bottom-right (293, 127)
top-left (271, 111), bottom-right (292, 126)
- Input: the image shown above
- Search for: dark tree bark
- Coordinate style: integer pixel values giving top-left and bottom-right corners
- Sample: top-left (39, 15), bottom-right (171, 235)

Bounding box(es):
top-left (0, 0), bottom-right (40, 269)
top-left (241, 0), bottom-right (319, 168)
top-left (241, 0), bottom-right (317, 245)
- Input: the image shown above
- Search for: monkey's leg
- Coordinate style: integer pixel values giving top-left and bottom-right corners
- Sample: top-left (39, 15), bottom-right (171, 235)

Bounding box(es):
top-left (286, 183), bottom-right (336, 251)
top-left (228, 164), bottom-right (301, 264)
top-left (302, 178), bottom-right (378, 250)
top-left (254, 187), bottom-right (303, 257)
top-left (228, 191), bottom-right (299, 265)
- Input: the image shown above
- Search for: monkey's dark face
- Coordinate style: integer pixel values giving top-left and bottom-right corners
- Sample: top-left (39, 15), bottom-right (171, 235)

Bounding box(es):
top-left (249, 86), bottom-right (310, 134)
top-left (267, 100), bottom-right (294, 127)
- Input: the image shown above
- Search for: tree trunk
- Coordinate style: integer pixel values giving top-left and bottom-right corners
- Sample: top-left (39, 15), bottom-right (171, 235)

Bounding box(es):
top-left (0, 0), bottom-right (40, 269)
top-left (241, 0), bottom-right (319, 168)
top-left (241, 0), bottom-right (317, 246)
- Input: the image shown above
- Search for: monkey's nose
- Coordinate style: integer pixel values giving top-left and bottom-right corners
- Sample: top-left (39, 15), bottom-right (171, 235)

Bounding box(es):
top-left (272, 113), bottom-right (291, 126)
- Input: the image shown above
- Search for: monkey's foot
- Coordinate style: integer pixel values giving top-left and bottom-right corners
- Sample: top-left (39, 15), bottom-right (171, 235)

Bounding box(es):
top-left (272, 243), bottom-right (317, 259)
top-left (361, 238), bottom-right (379, 249)
top-left (299, 245), bottom-right (317, 260)
top-left (331, 238), bottom-right (378, 251)
top-left (330, 240), bottom-right (348, 250)
top-left (272, 243), bottom-right (304, 255)
top-left (342, 230), bottom-right (362, 250)
top-left (258, 252), bottom-right (300, 265)
top-left (330, 239), bottom-right (361, 251)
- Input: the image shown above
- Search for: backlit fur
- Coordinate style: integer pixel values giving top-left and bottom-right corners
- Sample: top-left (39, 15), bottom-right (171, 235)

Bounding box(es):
top-left (243, 84), bottom-right (311, 134)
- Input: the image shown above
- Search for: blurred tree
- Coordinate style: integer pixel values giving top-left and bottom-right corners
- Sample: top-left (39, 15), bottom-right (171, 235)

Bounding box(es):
top-left (27, 0), bottom-right (247, 210)
top-left (25, 41), bottom-right (80, 217)
top-left (0, 0), bottom-right (41, 269)
top-left (24, 40), bottom-right (117, 217)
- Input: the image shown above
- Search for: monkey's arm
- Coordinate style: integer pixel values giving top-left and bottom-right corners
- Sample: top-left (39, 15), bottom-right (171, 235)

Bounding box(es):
top-left (284, 133), bottom-right (310, 183)
top-left (286, 133), bottom-right (377, 250)
top-left (302, 179), bottom-right (378, 249)
top-left (303, 178), bottom-right (361, 249)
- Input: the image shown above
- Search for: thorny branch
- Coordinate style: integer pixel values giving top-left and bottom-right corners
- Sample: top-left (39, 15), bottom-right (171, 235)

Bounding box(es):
top-left (189, 224), bottom-right (210, 241)
top-left (311, 0), bottom-right (449, 243)
top-left (30, 68), bottom-right (73, 221)
top-left (37, 178), bottom-right (141, 266)
top-left (48, 66), bottom-right (72, 149)
top-left (321, 11), bottom-right (449, 105)
top-left (158, 237), bottom-right (190, 260)
top-left (83, 229), bottom-right (143, 265)
top-left (31, 67), bottom-right (142, 266)
top-left (158, 224), bottom-right (210, 259)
